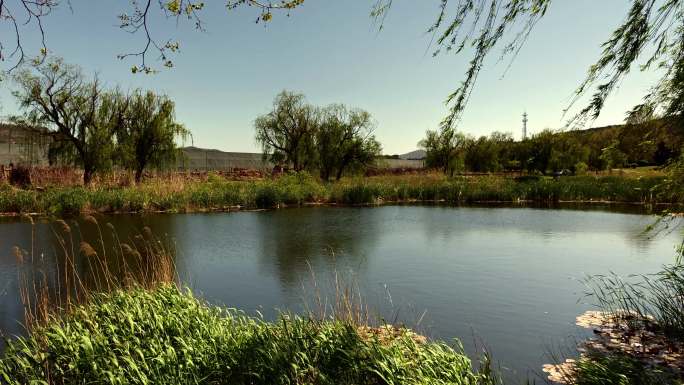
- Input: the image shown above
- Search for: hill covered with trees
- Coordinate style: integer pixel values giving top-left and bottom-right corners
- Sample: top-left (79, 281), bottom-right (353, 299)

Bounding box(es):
top-left (421, 118), bottom-right (683, 176)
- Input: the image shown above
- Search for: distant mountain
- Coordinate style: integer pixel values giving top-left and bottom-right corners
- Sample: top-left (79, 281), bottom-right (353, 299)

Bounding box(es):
top-left (399, 150), bottom-right (426, 160)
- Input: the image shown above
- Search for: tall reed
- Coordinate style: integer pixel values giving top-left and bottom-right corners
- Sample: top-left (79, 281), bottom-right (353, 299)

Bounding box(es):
top-left (13, 215), bottom-right (177, 330)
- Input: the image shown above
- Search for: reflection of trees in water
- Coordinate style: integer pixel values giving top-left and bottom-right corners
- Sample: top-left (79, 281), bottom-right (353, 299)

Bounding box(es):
top-left (255, 208), bottom-right (379, 290)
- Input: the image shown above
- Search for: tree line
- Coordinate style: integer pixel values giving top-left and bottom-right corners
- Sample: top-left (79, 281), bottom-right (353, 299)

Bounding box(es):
top-left (421, 116), bottom-right (683, 176)
top-left (9, 57), bottom-right (680, 184)
top-left (10, 57), bottom-right (189, 184)
top-left (255, 90), bottom-right (382, 181)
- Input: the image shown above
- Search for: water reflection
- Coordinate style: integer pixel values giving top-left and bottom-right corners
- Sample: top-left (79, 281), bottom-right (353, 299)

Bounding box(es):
top-left (0, 206), bottom-right (680, 381)
top-left (254, 208), bottom-right (378, 289)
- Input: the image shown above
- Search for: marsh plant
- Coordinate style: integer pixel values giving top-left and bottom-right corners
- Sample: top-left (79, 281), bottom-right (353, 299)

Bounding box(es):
top-left (0, 173), bottom-right (672, 216)
top-left (544, 246), bottom-right (684, 385)
top-left (12, 215), bottom-right (177, 331)
top-left (585, 261), bottom-right (684, 341)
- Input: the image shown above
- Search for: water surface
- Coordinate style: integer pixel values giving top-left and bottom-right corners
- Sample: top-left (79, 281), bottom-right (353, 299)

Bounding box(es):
top-left (0, 205), bottom-right (679, 381)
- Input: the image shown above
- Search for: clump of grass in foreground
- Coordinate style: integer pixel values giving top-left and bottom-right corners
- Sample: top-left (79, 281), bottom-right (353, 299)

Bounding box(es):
top-left (587, 262), bottom-right (684, 341)
top-left (545, 257), bottom-right (684, 384)
top-left (0, 285), bottom-right (500, 385)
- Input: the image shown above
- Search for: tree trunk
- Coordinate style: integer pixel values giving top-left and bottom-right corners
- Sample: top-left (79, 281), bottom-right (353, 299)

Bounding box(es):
top-left (320, 168), bottom-right (330, 182)
top-left (83, 167), bottom-right (94, 186)
top-left (291, 153), bottom-right (300, 172)
top-left (335, 167), bottom-right (344, 181)
top-left (135, 168), bottom-right (144, 184)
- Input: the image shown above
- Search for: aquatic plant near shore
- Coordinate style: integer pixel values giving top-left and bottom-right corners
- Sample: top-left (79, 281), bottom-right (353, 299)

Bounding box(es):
top-left (546, 351), bottom-right (677, 385)
top-left (543, 260), bottom-right (684, 384)
top-left (13, 216), bottom-right (177, 330)
top-left (0, 173), bottom-right (673, 215)
top-left (544, 310), bottom-right (683, 384)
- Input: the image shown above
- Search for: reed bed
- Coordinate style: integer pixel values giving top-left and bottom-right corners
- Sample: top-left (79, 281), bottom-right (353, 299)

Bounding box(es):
top-left (12, 216), bottom-right (177, 331)
top-left (0, 172), bottom-right (675, 215)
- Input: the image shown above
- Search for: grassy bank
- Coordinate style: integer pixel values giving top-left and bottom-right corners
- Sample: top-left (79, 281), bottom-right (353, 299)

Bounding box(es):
top-left (0, 172), bottom-right (676, 215)
top-left (0, 285), bottom-right (499, 385)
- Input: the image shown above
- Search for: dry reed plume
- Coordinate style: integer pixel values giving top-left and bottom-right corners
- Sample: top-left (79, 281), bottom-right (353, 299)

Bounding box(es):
top-left (14, 216), bottom-right (177, 331)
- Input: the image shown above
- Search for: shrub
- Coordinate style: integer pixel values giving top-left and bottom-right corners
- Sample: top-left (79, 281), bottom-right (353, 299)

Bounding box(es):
top-left (254, 183), bottom-right (280, 208)
top-left (46, 188), bottom-right (87, 215)
top-left (575, 161), bottom-right (589, 175)
top-left (8, 166), bottom-right (31, 188)
top-left (274, 171), bottom-right (326, 204)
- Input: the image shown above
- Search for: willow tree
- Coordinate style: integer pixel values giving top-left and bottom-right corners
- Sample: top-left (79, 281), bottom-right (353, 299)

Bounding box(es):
top-left (315, 104), bottom-right (382, 181)
top-left (255, 90), bottom-right (318, 172)
top-left (420, 127), bottom-right (468, 176)
top-left (12, 57), bottom-right (121, 184)
top-left (116, 90), bottom-right (190, 183)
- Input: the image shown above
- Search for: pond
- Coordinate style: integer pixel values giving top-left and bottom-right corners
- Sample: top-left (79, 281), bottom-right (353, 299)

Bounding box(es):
top-left (0, 205), bottom-right (680, 381)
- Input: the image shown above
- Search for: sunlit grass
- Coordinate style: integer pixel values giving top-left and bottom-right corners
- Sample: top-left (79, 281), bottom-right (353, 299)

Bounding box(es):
top-left (0, 172), bottom-right (674, 215)
top-left (0, 285), bottom-right (502, 385)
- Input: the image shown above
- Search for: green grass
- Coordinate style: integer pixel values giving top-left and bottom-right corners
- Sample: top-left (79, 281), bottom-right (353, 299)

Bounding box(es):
top-left (0, 285), bottom-right (499, 385)
top-left (329, 175), bottom-right (670, 205)
top-left (568, 260), bottom-right (684, 384)
top-left (0, 172), bottom-right (676, 215)
top-left (586, 262), bottom-right (684, 342)
top-left (572, 352), bottom-right (678, 385)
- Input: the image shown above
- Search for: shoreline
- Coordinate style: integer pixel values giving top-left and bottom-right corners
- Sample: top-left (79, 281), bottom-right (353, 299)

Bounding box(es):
top-left (0, 198), bottom-right (673, 218)
top-left (0, 173), bottom-right (678, 217)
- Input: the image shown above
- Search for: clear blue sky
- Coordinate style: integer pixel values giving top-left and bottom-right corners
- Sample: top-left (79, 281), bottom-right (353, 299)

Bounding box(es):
top-left (0, 1), bottom-right (660, 154)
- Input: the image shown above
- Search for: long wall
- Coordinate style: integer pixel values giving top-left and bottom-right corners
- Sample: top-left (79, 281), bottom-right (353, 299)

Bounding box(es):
top-left (178, 147), bottom-right (425, 171)
top-left (178, 147), bottom-right (273, 171)
top-left (0, 124), bottom-right (50, 166)
top-left (376, 158), bottom-right (426, 169)
top-left (0, 128), bottom-right (425, 171)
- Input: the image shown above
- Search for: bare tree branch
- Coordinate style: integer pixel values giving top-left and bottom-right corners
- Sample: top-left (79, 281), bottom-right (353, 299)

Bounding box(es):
top-left (0, 1), bottom-right (55, 72)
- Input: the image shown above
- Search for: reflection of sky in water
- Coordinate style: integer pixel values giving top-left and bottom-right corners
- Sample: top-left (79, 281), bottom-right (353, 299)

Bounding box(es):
top-left (0, 206), bottom-right (680, 381)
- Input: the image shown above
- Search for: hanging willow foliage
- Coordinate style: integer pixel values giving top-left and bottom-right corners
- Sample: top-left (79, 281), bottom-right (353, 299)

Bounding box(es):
top-left (2, 1), bottom-right (683, 129)
top-left (373, 0), bottom-right (684, 128)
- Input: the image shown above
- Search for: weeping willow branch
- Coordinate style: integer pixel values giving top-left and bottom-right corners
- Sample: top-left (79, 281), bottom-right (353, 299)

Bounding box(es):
top-left (566, 0), bottom-right (684, 128)
top-left (3, 0), bottom-right (684, 130)
top-left (376, 0), bottom-right (683, 130)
